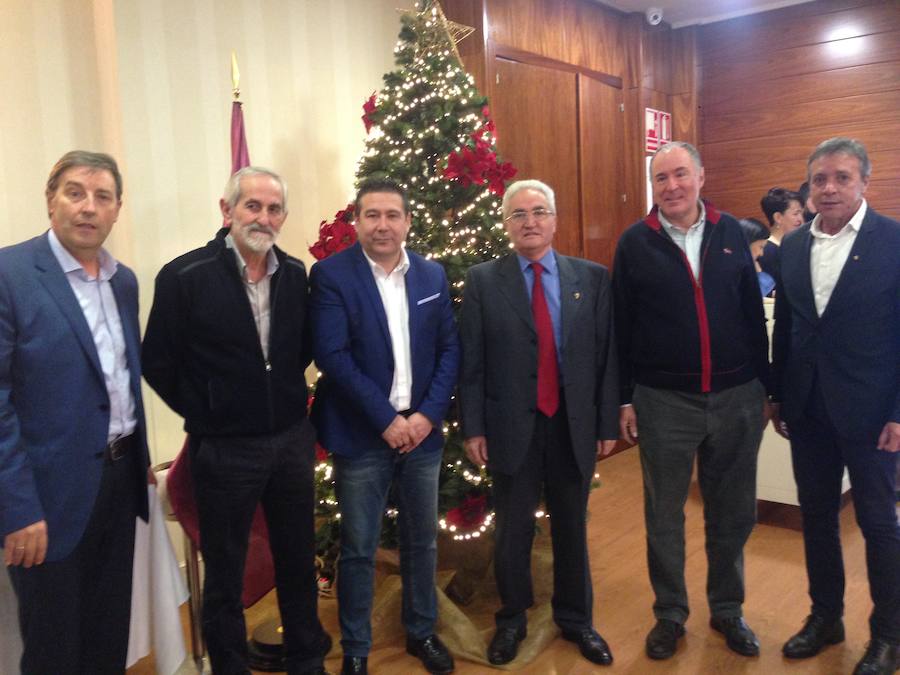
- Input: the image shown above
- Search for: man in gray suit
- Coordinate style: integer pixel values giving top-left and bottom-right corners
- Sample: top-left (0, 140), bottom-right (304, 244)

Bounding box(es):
top-left (459, 179), bottom-right (618, 667)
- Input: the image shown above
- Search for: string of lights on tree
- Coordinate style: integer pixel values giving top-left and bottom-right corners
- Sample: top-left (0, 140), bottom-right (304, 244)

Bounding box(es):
top-left (309, 1), bottom-right (584, 569)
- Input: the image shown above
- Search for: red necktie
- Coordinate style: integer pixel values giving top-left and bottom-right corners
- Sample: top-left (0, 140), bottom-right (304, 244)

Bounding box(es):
top-left (531, 262), bottom-right (559, 417)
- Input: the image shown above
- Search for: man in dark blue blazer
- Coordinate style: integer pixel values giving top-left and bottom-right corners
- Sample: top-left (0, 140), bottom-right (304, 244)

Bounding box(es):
top-left (310, 179), bottom-right (459, 675)
top-left (0, 151), bottom-right (150, 673)
top-left (773, 138), bottom-right (900, 675)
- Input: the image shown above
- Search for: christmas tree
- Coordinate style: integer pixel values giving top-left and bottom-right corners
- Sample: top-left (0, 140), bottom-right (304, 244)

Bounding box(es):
top-left (310, 0), bottom-right (516, 569)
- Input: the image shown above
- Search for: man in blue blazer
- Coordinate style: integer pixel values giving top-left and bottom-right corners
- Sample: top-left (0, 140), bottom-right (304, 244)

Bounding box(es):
top-left (0, 151), bottom-right (150, 673)
top-left (773, 138), bottom-right (900, 675)
top-left (310, 179), bottom-right (459, 675)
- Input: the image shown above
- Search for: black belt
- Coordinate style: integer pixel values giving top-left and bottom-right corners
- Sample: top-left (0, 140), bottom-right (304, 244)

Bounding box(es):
top-left (104, 434), bottom-right (134, 462)
top-left (397, 409), bottom-right (413, 418)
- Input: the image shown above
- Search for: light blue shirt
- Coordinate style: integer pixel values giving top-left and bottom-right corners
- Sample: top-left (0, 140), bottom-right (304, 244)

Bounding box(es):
top-left (659, 201), bottom-right (706, 280)
top-left (48, 229), bottom-right (136, 442)
top-left (518, 249), bottom-right (562, 362)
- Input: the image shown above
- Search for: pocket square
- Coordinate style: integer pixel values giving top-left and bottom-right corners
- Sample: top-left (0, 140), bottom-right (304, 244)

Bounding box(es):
top-left (417, 293), bottom-right (440, 305)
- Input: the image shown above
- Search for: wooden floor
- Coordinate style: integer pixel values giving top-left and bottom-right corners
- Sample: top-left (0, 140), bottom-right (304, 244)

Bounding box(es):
top-left (129, 447), bottom-right (878, 675)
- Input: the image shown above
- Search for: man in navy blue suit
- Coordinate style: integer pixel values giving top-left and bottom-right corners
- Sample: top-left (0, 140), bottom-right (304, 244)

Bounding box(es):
top-left (0, 151), bottom-right (150, 674)
top-left (310, 179), bottom-right (459, 675)
top-left (773, 138), bottom-right (900, 675)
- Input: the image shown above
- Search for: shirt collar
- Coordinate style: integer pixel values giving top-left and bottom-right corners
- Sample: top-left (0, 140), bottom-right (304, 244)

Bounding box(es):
top-left (810, 199), bottom-right (867, 239)
top-left (225, 233), bottom-right (279, 279)
top-left (517, 248), bottom-right (557, 275)
top-left (47, 228), bottom-right (118, 281)
top-left (658, 200), bottom-right (706, 234)
top-left (363, 246), bottom-right (410, 278)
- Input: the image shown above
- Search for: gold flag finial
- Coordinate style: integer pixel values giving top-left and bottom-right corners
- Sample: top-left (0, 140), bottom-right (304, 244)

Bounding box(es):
top-left (231, 51), bottom-right (241, 100)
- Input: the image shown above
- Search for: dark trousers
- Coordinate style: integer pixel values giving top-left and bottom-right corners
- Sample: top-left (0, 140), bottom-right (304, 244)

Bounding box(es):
top-left (633, 379), bottom-right (765, 624)
top-left (790, 378), bottom-right (900, 643)
top-left (8, 444), bottom-right (140, 675)
top-left (192, 419), bottom-right (328, 675)
top-left (491, 401), bottom-right (594, 633)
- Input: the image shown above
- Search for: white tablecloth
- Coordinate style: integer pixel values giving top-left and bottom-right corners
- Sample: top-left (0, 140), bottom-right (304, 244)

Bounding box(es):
top-left (0, 486), bottom-right (189, 675)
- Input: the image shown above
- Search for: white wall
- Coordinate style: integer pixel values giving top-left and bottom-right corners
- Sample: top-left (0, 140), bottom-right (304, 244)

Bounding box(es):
top-left (0, 0), bottom-right (410, 463)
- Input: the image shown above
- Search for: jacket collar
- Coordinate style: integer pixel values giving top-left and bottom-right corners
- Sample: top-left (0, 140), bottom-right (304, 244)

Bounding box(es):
top-left (644, 199), bottom-right (721, 231)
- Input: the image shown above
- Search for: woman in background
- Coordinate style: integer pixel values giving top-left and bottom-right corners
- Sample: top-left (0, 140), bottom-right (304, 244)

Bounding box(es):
top-left (739, 217), bottom-right (776, 297)
top-left (758, 187), bottom-right (804, 282)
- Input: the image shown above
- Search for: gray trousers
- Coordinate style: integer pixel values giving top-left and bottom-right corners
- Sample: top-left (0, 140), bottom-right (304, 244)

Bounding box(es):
top-left (633, 379), bottom-right (765, 624)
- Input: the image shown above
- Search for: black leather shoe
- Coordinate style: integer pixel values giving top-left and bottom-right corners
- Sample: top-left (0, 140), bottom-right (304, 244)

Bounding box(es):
top-left (646, 619), bottom-right (685, 660)
top-left (487, 626), bottom-right (526, 665)
top-left (561, 628), bottom-right (613, 666)
top-left (852, 638), bottom-right (900, 675)
top-left (783, 614), bottom-right (845, 658)
top-left (710, 616), bottom-right (759, 656)
top-left (341, 655), bottom-right (367, 675)
top-left (407, 634), bottom-right (454, 674)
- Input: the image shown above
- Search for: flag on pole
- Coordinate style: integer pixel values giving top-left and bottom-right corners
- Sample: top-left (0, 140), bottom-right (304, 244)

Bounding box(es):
top-left (165, 54), bottom-right (276, 608)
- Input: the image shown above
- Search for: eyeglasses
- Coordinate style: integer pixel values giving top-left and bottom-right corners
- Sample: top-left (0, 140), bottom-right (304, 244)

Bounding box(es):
top-left (504, 208), bottom-right (555, 225)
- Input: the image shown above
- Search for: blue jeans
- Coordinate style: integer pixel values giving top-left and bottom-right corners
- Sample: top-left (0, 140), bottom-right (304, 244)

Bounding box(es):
top-left (334, 447), bottom-right (441, 657)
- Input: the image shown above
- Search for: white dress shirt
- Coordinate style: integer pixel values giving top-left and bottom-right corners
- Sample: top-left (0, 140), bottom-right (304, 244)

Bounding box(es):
top-left (364, 248), bottom-right (412, 411)
top-left (659, 201), bottom-right (707, 280)
top-left (48, 229), bottom-right (136, 442)
top-left (809, 199), bottom-right (866, 317)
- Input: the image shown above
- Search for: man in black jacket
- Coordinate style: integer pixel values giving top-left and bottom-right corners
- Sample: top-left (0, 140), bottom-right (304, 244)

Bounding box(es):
top-left (613, 142), bottom-right (770, 661)
top-left (142, 167), bottom-right (329, 675)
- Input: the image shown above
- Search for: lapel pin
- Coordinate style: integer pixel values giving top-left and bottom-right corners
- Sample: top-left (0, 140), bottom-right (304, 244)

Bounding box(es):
top-left (853, 255), bottom-right (860, 261)
top-left (573, 291), bottom-right (581, 300)
top-left (723, 247), bottom-right (733, 254)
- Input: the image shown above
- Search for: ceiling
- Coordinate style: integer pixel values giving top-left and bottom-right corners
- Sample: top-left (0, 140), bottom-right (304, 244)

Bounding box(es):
top-left (593, 0), bottom-right (814, 28)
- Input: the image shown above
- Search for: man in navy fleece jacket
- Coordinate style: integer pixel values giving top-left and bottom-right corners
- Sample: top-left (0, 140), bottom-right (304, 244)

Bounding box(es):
top-left (613, 141), bottom-right (770, 662)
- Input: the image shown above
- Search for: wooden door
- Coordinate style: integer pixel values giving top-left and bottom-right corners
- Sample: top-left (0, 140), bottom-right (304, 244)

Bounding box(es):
top-left (579, 73), bottom-right (625, 268)
top-left (491, 57), bottom-right (581, 257)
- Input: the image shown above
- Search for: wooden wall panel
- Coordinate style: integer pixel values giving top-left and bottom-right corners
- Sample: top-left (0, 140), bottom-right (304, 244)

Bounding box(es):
top-left (701, 62), bottom-right (900, 117)
top-left (621, 87), bottom-right (647, 223)
top-left (491, 57), bottom-right (582, 256)
top-left (484, 0), bottom-right (625, 78)
top-left (698, 1), bottom-right (900, 220)
top-left (568, 0), bottom-right (627, 81)
top-left (698, 30), bottom-right (900, 89)
top-left (705, 179), bottom-right (900, 224)
top-left (708, 149), bottom-right (900, 194)
top-left (702, 120), bottom-right (900, 172)
top-left (579, 74), bottom-right (625, 267)
top-left (443, 0), bottom-right (488, 96)
top-left (703, 90), bottom-right (900, 144)
top-left (698, 0), bottom-right (899, 64)
top-left (641, 24), bottom-right (672, 93)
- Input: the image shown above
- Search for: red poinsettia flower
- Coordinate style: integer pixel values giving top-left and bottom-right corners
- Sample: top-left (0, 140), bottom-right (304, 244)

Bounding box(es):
top-left (309, 202), bottom-right (358, 260)
top-left (442, 125), bottom-right (516, 195)
top-left (362, 92), bottom-right (377, 133)
top-left (486, 159), bottom-right (517, 196)
top-left (446, 494), bottom-right (488, 529)
top-left (314, 443), bottom-right (328, 462)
